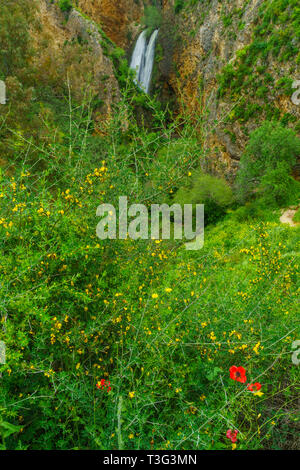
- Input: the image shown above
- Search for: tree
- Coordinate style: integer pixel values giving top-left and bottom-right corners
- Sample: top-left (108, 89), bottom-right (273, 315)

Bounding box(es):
top-left (142, 6), bottom-right (162, 33)
top-left (236, 121), bottom-right (300, 205)
top-left (0, 0), bottom-right (35, 79)
top-left (174, 170), bottom-right (234, 224)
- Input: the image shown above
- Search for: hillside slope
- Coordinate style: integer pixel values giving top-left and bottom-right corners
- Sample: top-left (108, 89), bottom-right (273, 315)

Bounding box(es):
top-left (156, 0), bottom-right (300, 177)
top-left (0, 0), bottom-right (299, 452)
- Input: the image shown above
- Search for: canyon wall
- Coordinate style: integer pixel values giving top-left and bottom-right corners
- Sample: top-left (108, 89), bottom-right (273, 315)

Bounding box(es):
top-left (34, 0), bottom-right (122, 123)
top-left (76, 0), bottom-right (145, 49)
top-left (157, 0), bottom-right (300, 178)
top-left (32, 1), bottom-right (300, 176)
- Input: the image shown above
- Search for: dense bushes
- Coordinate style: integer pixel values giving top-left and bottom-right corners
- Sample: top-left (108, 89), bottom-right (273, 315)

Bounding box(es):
top-left (174, 169), bottom-right (234, 224)
top-left (236, 121), bottom-right (300, 205)
top-left (0, 0), bottom-right (34, 78)
top-left (58, 0), bottom-right (72, 13)
top-left (0, 81), bottom-right (299, 453)
top-left (216, 0), bottom-right (300, 135)
top-left (0, 0), bottom-right (299, 452)
top-left (174, 0), bottom-right (185, 14)
top-left (142, 5), bottom-right (162, 33)
top-left (1, 126), bottom-right (298, 448)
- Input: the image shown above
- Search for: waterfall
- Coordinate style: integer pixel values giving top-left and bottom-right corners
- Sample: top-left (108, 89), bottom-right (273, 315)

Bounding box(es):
top-left (140, 30), bottom-right (159, 93)
top-left (130, 30), bottom-right (147, 86)
top-left (130, 29), bottom-right (159, 94)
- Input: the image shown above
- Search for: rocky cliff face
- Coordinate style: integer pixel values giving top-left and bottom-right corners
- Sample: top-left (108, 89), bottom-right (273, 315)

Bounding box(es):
top-left (32, 0), bottom-right (300, 176)
top-left (157, 0), bottom-right (300, 178)
top-left (33, 0), bottom-right (120, 123)
top-left (76, 0), bottom-right (145, 49)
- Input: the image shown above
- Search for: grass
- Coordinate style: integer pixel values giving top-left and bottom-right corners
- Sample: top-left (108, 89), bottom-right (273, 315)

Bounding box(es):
top-left (293, 207), bottom-right (300, 223)
top-left (0, 87), bottom-right (299, 449)
top-left (0, 0), bottom-right (299, 451)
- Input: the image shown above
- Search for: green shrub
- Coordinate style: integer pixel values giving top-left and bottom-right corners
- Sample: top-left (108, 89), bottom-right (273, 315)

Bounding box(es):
top-left (236, 121), bottom-right (300, 205)
top-left (58, 0), bottom-right (72, 13)
top-left (142, 5), bottom-right (162, 32)
top-left (0, 0), bottom-right (34, 77)
top-left (1, 0), bottom-right (299, 451)
top-left (222, 15), bottom-right (233, 28)
top-left (174, 0), bottom-right (185, 14)
top-left (259, 162), bottom-right (300, 206)
top-left (293, 207), bottom-right (300, 222)
top-left (174, 169), bottom-right (234, 224)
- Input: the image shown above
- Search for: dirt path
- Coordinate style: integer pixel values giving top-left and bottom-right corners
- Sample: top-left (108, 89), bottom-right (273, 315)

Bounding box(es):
top-left (280, 206), bottom-right (299, 227)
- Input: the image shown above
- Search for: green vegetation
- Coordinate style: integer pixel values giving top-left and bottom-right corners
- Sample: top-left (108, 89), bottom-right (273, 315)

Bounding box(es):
top-left (293, 207), bottom-right (300, 222)
top-left (174, 169), bottom-right (234, 224)
top-left (174, 0), bottom-right (185, 14)
top-left (0, 0), bottom-right (34, 78)
top-left (58, 0), bottom-right (72, 13)
top-left (0, 0), bottom-right (299, 452)
top-left (142, 5), bottom-right (162, 34)
top-left (217, 0), bottom-right (300, 134)
top-left (236, 121), bottom-right (300, 205)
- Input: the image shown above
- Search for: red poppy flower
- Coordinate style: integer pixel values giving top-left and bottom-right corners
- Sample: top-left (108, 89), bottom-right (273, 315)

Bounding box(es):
top-left (96, 379), bottom-right (111, 392)
top-left (229, 366), bottom-right (247, 383)
top-left (247, 382), bottom-right (262, 392)
top-left (226, 429), bottom-right (238, 443)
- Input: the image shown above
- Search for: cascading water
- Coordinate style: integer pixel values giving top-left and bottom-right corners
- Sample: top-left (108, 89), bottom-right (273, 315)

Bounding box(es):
top-left (129, 30), bottom-right (147, 86)
top-left (140, 29), bottom-right (159, 93)
top-left (130, 29), bottom-right (159, 94)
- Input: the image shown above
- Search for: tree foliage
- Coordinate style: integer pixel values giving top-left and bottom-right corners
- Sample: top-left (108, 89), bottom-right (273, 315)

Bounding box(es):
top-left (142, 5), bottom-right (162, 33)
top-left (236, 121), bottom-right (300, 205)
top-left (0, 0), bottom-right (35, 79)
top-left (174, 169), bottom-right (234, 224)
